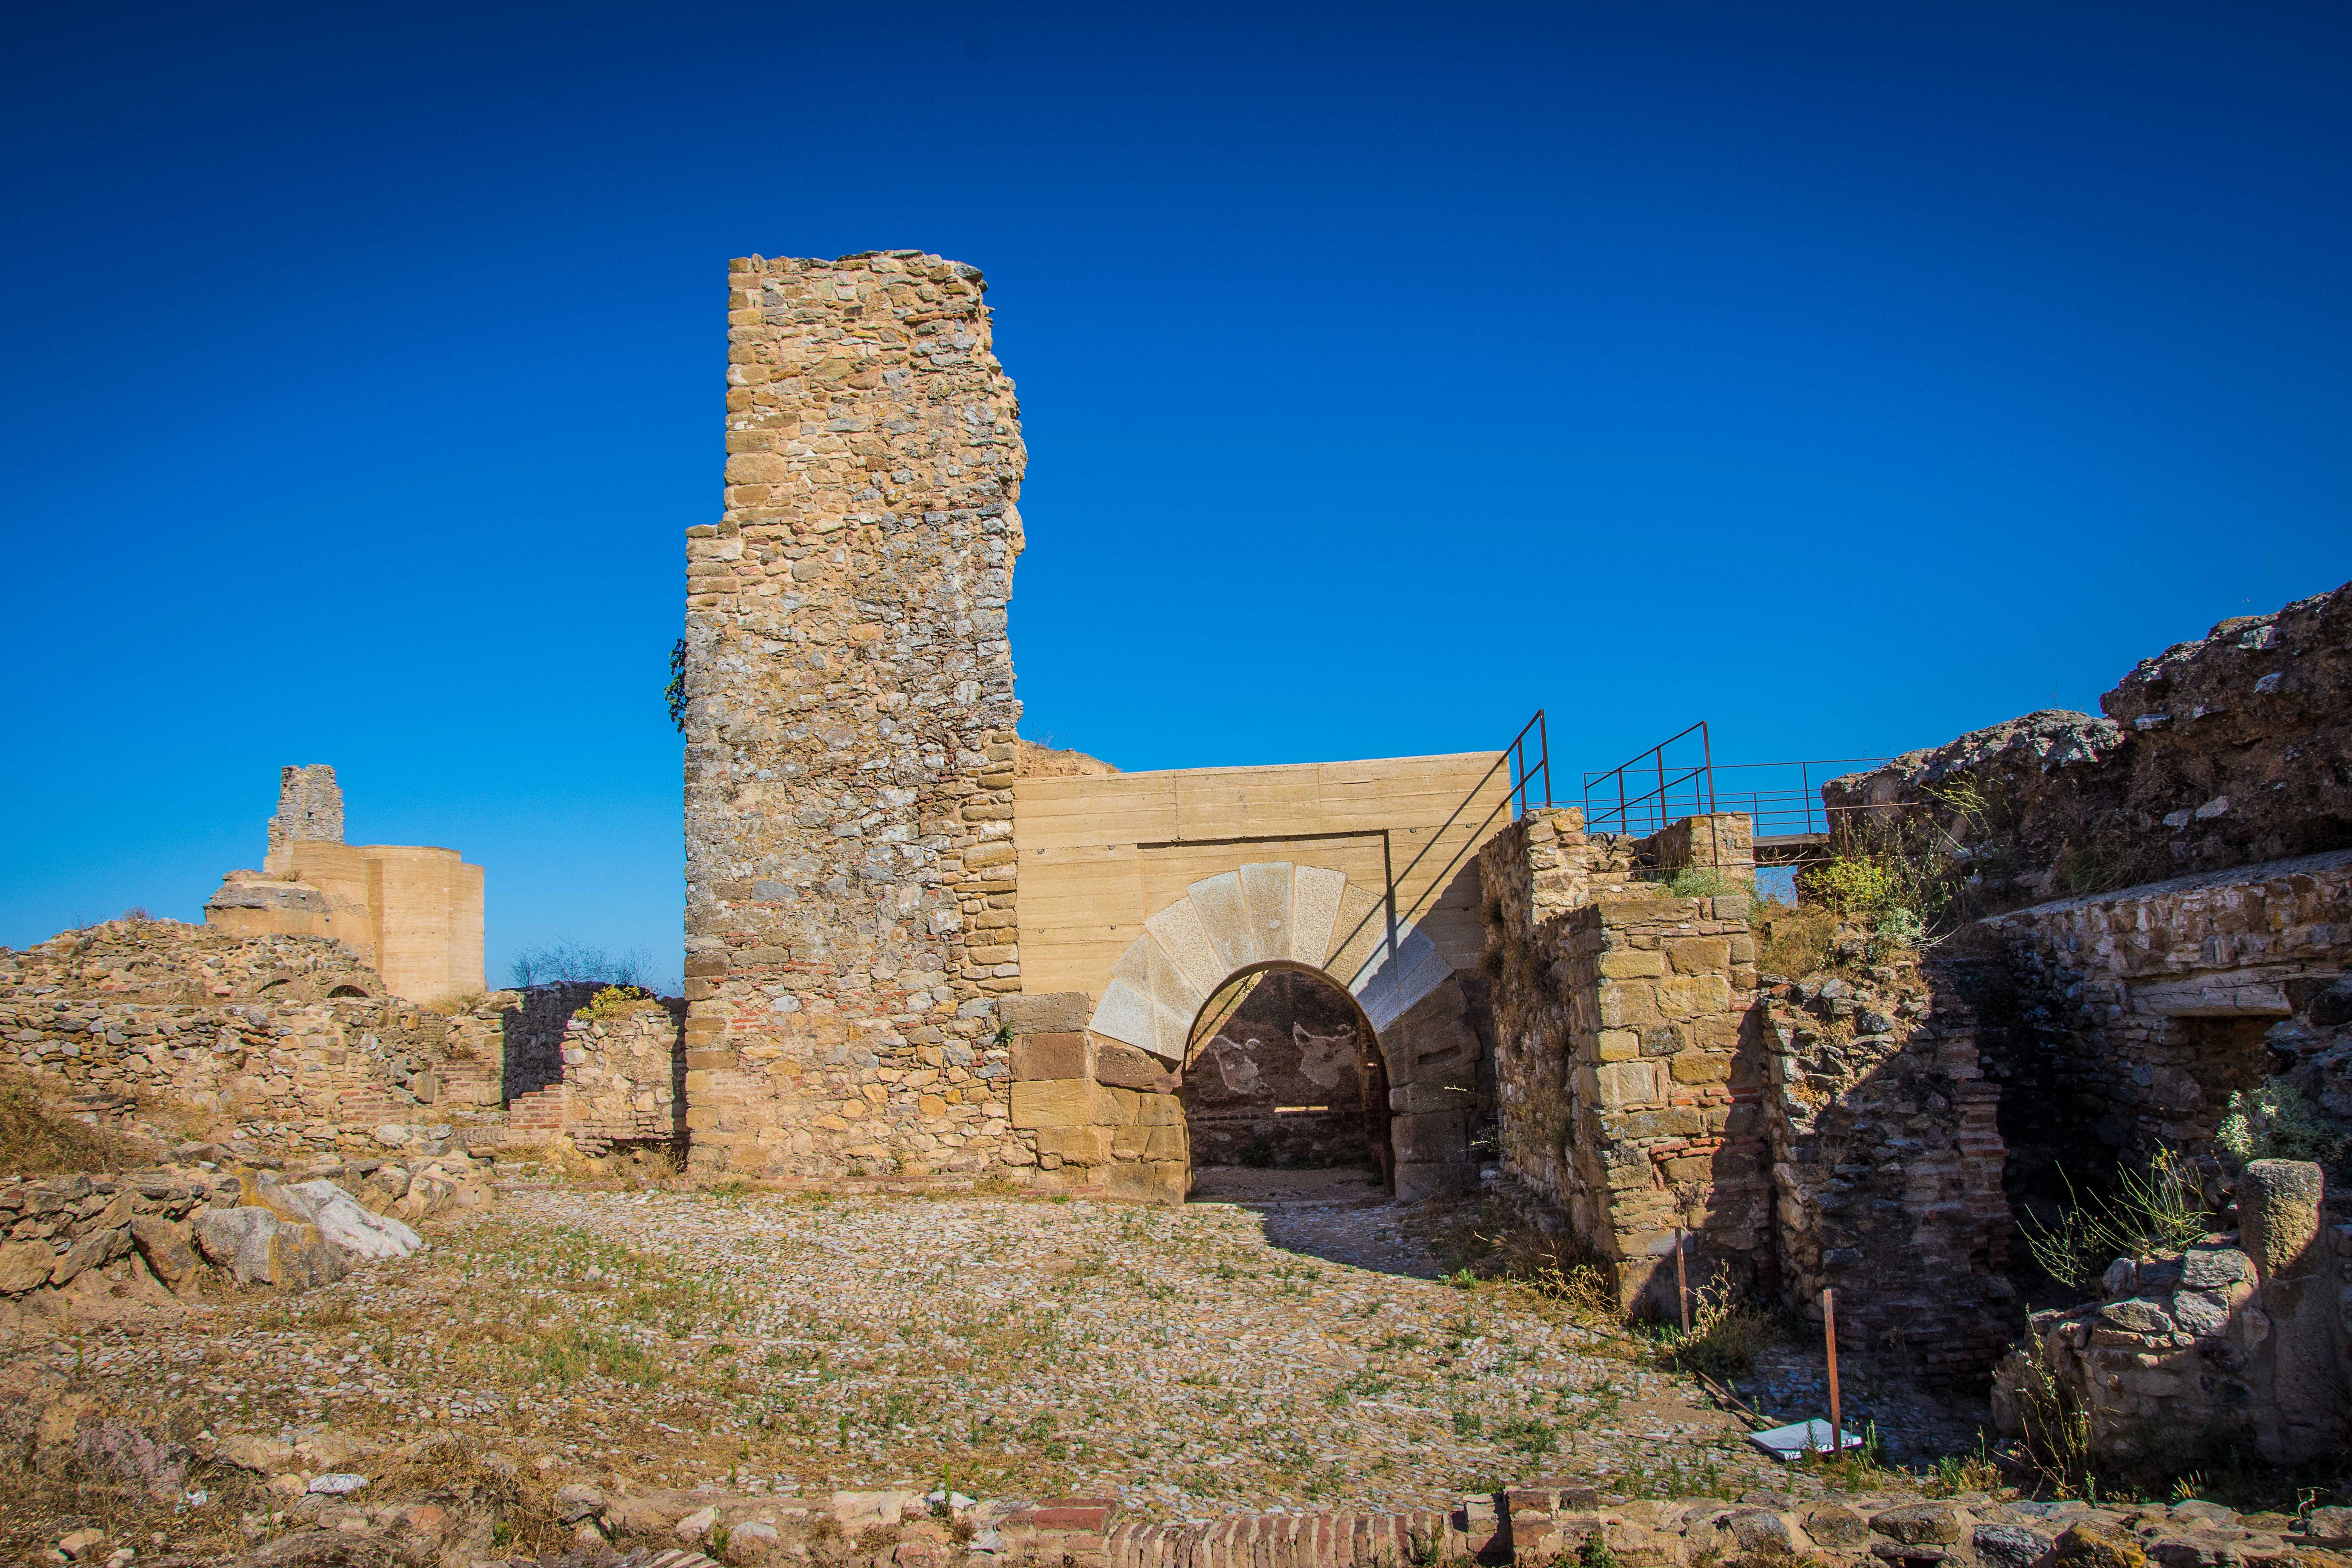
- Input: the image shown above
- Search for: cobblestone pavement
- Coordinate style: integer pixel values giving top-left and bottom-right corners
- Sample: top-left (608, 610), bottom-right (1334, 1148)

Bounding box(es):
top-left (2, 1182), bottom-right (1988, 1521)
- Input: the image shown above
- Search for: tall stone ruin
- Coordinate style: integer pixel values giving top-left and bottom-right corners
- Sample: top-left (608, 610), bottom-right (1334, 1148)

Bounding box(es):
top-left (267, 764), bottom-right (345, 854)
top-left (680, 251), bottom-right (1027, 1179)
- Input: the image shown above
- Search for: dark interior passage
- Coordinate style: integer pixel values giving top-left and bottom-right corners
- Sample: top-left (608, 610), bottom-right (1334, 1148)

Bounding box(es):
top-left (1180, 968), bottom-right (1383, 1175)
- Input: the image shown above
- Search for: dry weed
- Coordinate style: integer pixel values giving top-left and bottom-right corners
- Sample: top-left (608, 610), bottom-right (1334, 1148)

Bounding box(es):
top-left (0, 1071), bottom-right (158, 1177)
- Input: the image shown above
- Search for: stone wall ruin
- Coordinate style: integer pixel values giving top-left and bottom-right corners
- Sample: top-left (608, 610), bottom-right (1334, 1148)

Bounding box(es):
top-left (680, 251), bottom-right (1026, 1182)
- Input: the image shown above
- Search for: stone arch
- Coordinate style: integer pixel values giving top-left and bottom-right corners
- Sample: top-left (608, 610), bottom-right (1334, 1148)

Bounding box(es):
top-left (1087, 862), bottom-right (1482, 1198)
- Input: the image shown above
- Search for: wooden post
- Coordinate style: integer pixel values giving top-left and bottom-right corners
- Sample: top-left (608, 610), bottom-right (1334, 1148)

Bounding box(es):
top-left (1674, 1228), bottom-right (1691, 1335)
top-left (1822, 1287), bottom-right (1842, 1459)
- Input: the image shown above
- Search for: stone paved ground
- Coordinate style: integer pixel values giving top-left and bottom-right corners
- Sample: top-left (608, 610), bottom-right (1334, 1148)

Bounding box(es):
top-left (0, 1181), bottom-right (1992, 1525)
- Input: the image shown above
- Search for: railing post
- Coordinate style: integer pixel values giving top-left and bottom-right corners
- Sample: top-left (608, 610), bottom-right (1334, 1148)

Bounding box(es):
top-left (1700, 720), bottom-right (1716, 815)
top-left (1538, 710), bottom-right (1552, 808)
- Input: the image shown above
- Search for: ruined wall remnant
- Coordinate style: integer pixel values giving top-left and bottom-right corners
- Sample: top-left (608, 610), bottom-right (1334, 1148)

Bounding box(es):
top-left (681, 251), bottom-right (1026, 1181)
top-left (1480, 809), bottom-right (1767, 1313)
top-left (0, 919), bottom-right (507, 1159)
top-left (208, 764), bottom-right (486, 1005)
top-left (1825, 578), bottom-right (2352, 907)
top-left (1998, 1159), bottom-right (2350, 1469)
top-left (1983, 849), bottom-right (2352, 1167)
top-left (1762, 959), bottom-right (2015, 1380)
top-left (267, 764), bottom-right (345, 854)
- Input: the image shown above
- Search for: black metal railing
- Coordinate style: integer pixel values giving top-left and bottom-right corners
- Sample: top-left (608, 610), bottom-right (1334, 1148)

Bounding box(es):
top-left (1714, 758), bottom-right (1890, 841)
top-left (1508, 710), bottom-right (1552, 819)
top-left (1581, 720), bottom-right (1716, 836)
top-left (1581, 720), bottom-right (1888, 842)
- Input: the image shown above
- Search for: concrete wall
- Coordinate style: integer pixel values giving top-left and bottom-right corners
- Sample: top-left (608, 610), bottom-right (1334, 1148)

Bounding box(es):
top-left (1013, 752), bottom-right (1512, 1001)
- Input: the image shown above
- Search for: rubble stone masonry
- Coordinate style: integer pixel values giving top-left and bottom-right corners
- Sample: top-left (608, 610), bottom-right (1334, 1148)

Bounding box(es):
top-left (681, 251), bottom-right (1026, 1180)
top-left (1481, 809), bottom-right (1767, 1313)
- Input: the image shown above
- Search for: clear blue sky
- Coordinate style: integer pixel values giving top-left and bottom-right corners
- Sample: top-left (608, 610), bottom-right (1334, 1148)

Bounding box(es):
top-left (3, 2), bottom-right (2346, 987)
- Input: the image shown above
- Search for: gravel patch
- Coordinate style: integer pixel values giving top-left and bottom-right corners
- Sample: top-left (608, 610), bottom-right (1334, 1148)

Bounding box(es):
top-left (2, 1182), bottom-right (1943, 1520)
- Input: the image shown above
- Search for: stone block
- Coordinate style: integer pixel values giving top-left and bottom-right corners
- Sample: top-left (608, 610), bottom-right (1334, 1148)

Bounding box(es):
top-left (1655, 975), bottom-right (1733, 1019)
top-left (1035, 1127), bottom-right (1113, 1167)
top-left (1000, 992), bottom-right (1093, 1034)
top-left (1009, 1080), bottom-right (1097, 1130)
top-left (1393, 1159), bottom-right (1478, 1202)
top-left (1664, 938), bottom-right (1731, 975)
top-left (1093, 1040), bottom-right (1174, 1091)
top-left (1669, 1052), bottom-right (1732, 1084)
top-left (1597, 1028), bottom-right (1642, 1061)
top-left (2241, 1159), bottom-right (2323, 1280)
top-left (1133, 1093), bottom-right (1184, 1127)
top-left (1011, 1032), bottom-right (1088, 1081)
top-left (1104, 1161), bottom-right (1188, 1205)
top-left (128, 1214), bottom-right (202, 1291)
top-left (1597, 951), bottom-right (1664, 978)
top-left (0, 1241), bottom-right (54, 1295)
top-left (1591, 1060), bottom-right (1661, 1109)
top-left (1393, 1110), bottom-right (1466, 1163)
top-left (1097, 1085), bottom-right (1143, 1125)
top-left (1607, 1107), bottom-right (1704, 1139)
top-left (1110, 1127), bottom-right (1150, 1159)
top-left (1597, 982), bottom-right (1662, 1030)
top-left (1143, 1124), bottom-right (1185, 1160)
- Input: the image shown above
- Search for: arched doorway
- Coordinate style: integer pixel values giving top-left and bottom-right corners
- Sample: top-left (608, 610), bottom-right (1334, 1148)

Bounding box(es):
top-left (1083, 862), bottom-right (1486, 1201)
top-left (1180, 961), bottom-right (1393, 1199)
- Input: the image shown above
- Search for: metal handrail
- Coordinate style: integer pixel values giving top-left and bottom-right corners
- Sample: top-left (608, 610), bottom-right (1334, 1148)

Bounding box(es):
top-left (1580, 729), bottom-right (1894, 840)
top-left (1507, 709), bottom-right (1551, 819)
top-left (1581, 720), bottom-right (1716, 836)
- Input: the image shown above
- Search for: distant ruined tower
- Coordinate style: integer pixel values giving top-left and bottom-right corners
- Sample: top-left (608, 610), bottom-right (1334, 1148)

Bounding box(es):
top-left (267, 764), bottom-right (346, 855)
top-left (209, 764), bottom-right (486, 1004)
top-left (680, 251), bottom-right (1026, 1179)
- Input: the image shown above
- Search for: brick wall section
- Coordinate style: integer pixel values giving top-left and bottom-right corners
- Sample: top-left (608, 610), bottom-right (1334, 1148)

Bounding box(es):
top-left (1762, 961), bottom-right (2015, 1380)
top-left (681, 251), bottom-right (1026, 1181)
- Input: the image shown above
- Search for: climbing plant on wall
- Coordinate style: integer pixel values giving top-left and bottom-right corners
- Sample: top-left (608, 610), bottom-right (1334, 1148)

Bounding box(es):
top-left (666, 637), bottom-right (687, 734)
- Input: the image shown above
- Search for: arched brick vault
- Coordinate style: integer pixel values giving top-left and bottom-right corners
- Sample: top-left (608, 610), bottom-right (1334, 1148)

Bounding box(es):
top-left (1087, 862), bottom-right (1484, 1197)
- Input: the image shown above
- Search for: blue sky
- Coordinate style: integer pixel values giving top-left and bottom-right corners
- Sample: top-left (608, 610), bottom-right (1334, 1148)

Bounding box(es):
top-left (2, 1), bottom-right (2345, 986)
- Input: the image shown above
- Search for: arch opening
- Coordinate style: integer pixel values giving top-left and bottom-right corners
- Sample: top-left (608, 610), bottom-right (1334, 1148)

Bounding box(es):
top-left (1180, 960), bottom-right (1394, 1201)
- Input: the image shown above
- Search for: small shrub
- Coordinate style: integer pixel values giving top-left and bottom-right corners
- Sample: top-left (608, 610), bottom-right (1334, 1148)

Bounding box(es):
top-left (1750, 896), bottom-right (1835, 979)
top-left (1642, 1279), bottom-right (1773, 1379)
top-left (2022, 1149), bottom-right (2216, 1293)
top-left (2216, 1080), bottom-right (2347, 1165)
top-left (1664, 866), bottom-right (1755, 898)
top-left (575, 985), bottom-right (661, 1023)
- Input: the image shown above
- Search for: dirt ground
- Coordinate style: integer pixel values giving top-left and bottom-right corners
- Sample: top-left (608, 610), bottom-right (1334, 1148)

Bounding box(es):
top-left (0, 1172), bottom-right (1999, 1560)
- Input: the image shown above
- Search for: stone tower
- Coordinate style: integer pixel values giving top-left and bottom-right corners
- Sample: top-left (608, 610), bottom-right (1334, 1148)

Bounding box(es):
top-left (680, 251), bottom-right (1026, 1179)
top-left (267, 764), bottom-right (345, 855)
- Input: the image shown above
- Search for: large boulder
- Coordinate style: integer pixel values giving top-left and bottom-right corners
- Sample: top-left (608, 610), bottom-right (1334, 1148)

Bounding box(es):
top-left (193, 1208), bottom-right (346, 1290)
top-left (288, 1181), bottom-right (422, 1261)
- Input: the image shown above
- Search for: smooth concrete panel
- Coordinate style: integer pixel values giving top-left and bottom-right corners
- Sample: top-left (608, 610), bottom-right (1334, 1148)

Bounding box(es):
top-left (1087, 972), bottom-right (1194, 1062)
top-left (1353, 926), bottom-right (1446, 1032)
top-left (1110, 929), bottom-right (1208, 1030)
top-left (1325, 885), bottom-right (1393, 992)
